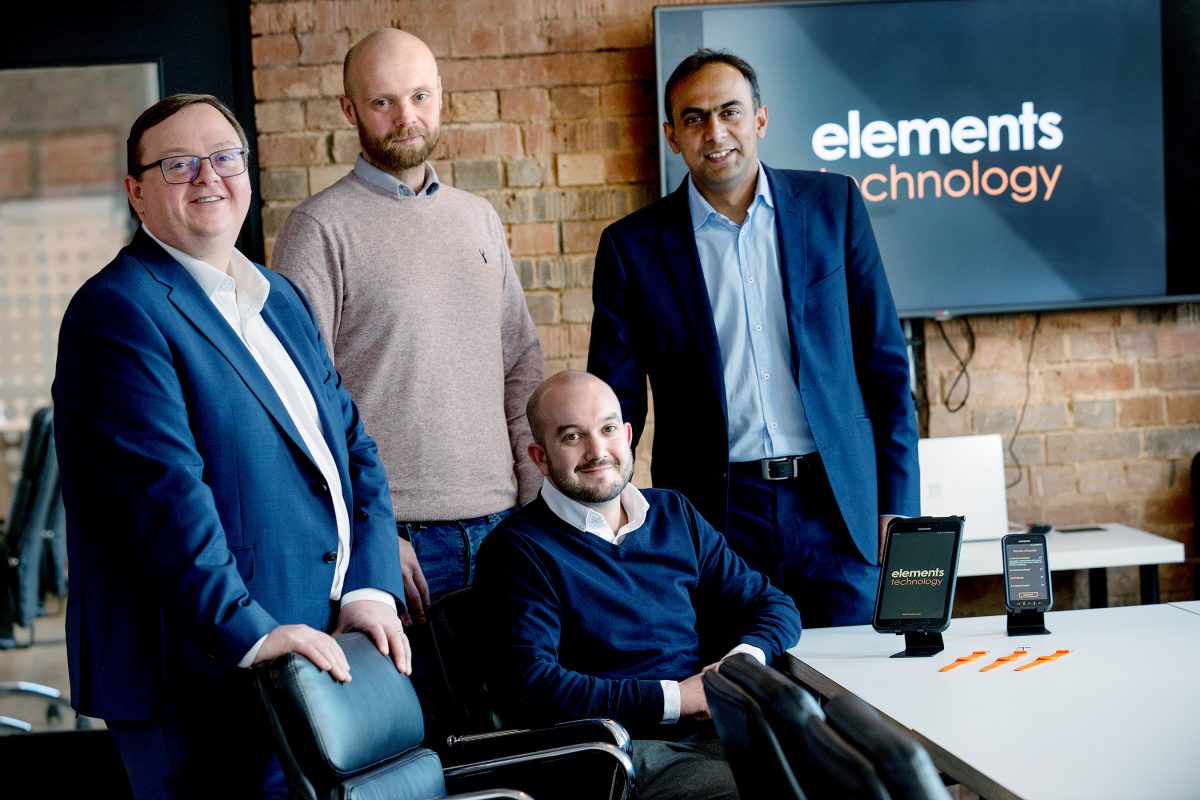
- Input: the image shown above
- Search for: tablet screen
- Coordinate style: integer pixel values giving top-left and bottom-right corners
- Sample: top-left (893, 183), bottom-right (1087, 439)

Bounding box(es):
top-left (873, 517), bottom-right (964, 633)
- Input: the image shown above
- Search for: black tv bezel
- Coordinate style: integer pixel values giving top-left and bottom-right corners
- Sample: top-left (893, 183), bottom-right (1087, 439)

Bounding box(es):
top-left (653, 0), bottom-right (1200, 319)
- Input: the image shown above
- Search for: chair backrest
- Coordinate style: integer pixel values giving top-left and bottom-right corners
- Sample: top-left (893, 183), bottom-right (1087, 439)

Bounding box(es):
top-left (255, 632), bottom-right (446, 800)
top-left (717, 654), bottom-right (891, 800)
top-left (427, 587), bottom-right (505, 733)
top-left (2, 407), bottom-right (61, 633)
top-left (823, 692), bottom-right (951, 800)
top-left (703, 666), bottom-right (806, 799)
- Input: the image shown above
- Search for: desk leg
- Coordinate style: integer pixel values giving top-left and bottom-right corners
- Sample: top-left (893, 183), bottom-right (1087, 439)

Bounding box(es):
top-left (1140, 564), bottom-right (1160, 605)
top-left (1088, 568), bottom-right (1108, 609)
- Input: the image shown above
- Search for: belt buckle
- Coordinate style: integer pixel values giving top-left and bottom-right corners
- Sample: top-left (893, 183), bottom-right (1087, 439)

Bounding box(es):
top-left (759, 457), bottom-right (797, 481)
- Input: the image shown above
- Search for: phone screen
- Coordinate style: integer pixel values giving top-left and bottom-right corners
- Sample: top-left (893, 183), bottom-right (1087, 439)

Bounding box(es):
top-left (1003, 535), bottom-right (1052, 611)
top-left (873, 517), bottom-right (964, 632)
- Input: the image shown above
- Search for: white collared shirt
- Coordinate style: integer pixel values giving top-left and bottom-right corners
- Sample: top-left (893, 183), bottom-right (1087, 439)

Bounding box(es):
top-left (143, 227), bottom-right (393, 664)
top-left (538, 477), bottom-right (765, 723)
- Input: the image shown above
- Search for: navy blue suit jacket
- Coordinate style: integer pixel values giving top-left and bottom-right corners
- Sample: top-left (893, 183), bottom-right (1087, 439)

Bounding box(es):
top-left (53, 230), bottom-right (404, 720)
top-left (587, 167), bottom-right (919, 562)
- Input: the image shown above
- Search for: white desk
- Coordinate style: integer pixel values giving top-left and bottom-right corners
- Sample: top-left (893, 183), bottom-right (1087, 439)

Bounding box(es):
top-left (1170, 600), bottom-right (1200, 616)
top-left (785, 605), bottom-right (1200, 800)
top-left (958, 523), bottom-right (1185, 605)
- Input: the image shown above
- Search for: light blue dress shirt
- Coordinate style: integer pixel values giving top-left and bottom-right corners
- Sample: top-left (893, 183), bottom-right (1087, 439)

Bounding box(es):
top-left (688, 165), bottom-right (816, 461)
top-left (353, 154), bottom-right (440, 197)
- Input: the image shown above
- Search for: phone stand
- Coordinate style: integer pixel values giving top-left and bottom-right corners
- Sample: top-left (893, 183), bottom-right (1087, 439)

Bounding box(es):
top-left (890, 630), bottom-right (945, 658)
top-left (1007, 610), bottom-right (1051, 636)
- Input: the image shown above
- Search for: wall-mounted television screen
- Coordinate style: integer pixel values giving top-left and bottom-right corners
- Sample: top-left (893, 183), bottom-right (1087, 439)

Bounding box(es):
top-left (655, 0), bottom-right (1200, 318)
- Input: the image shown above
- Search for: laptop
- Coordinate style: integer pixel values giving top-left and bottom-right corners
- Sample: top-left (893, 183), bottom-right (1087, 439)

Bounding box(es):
top-left (918, 434), bottom-right (1010, 542)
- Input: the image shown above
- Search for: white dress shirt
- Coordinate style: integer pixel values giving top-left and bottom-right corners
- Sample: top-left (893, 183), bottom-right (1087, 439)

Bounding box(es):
top-left (539, 478), bottom-right (765, 723)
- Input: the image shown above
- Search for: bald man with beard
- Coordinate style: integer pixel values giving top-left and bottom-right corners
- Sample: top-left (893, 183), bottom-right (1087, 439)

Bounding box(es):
top-left (475, 371), bottom-right (801, 800)
top-left (272, 29), bottom-right (543, 628)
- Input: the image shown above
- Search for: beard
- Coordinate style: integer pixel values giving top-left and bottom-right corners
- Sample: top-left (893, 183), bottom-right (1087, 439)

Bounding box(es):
top-left (357, 123), bottom-right (440, 174)
top-left (548, 456), bottom-right (634, 505)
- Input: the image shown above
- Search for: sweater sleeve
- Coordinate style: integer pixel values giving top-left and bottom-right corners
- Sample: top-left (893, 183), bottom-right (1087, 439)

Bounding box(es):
top-left (686, 495), bottom-right (802, 660)
top-left (475, 527), bottom-right (667, 729)
top-left (270, 208), bottom-right (344, 363)
top-left (491, 208), bottom-right (544, 506)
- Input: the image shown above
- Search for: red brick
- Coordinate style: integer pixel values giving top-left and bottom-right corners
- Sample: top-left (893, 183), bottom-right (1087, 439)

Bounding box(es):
top-left (537, 323), bottom-right (570, 358)
top-left (1031, 330), bottom-right (1066, 363)
top-left (0, 139), bottom-right (34, 198)
top-left (1140, 360), bottom-right (1200, 391)
top-left (557, 153), bottom-right (605, 186)
top-left (552, 119), bottom-right (620, 153)
top-left (448, 22), bottom-right (510, 58)
top-left (1042, 308), bottom-right (1123, 332)
top-left (449, 91), bottom-right (499, 123)
top-left (601, 81), bottom-right (658, 117)
top-left (1126, 461), bottom-right (1171, 492)
top-left (1166, 392), bottom-right (1200, 424)
top-left (299, 31), bottom-right (350, 65)
top-left (1077, 462), bottom-right (1124, 495)
top-left (1066, 330), bottom-right (1115, 361)
top-left (1030, 465), bottom-right (1076, 497)
top-left (252, 34), bottom-right (300, 66)
top-left (441, 57), bottom-right (524, 92)
top-left (1041, 363), bottom-right (1135, 396)
top-left (255, 101), bottom-right (305, 133)
top-left (568, 322), bottom-right (591, 355)
top-left (41, 132), bottom-right (116, 189)
top-left (254, 66), bottom-right (324, 100)
top-left (331, 130), bottom-right (360, 163)
top-left (257, 132), bottom-right (327, 167)
top-left (1118, 396), bottom-right (1166, 427)
top-left (1159, 324), bottom-right (1200, 358)
top-left (925, 409), bottom-right (972, 437)
top-left (562, 291), bottom-right (593, 324)
top-left (524, 121), bottom-right (556, 156)
top-left (1116, 328), bottom-right (1158, 358)
top-left (435, 124), bottom-right (522, 159)
top-left (970, 335), bottom-right (1025, 370)
top-left (251, 1), bottom-right (316, 36)
top-left (562, 219), bottom-right (607, 254)
top-left (550, 86), bottom-right (600, 119)
top-left (614, 116), bottom-right (660, 149)
top-left (509, 222), bottom-right (558, 256)
top-left (500, 88), bottom-right (551, 121)
top-left (305, 99), bottom-right (352, 131)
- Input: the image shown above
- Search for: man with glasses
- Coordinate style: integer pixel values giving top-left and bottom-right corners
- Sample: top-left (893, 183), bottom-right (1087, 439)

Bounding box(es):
top-left (53, 94), bottom-right (409, 798)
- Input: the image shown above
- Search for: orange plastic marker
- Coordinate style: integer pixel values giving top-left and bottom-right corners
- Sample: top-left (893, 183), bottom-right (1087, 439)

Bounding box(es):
top-left (1014, 649), bottom-right (1072, 672)
top-left (939, 650), bottom-right (990, 672)
top-left (979, 648), bottom-right (1031, 672)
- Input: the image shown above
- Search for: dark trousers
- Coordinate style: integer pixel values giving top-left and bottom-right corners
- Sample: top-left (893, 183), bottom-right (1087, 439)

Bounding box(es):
top-left (724, 458), bottom-right (880, 628)
top-left (106, 677), bottom-right (286, 800)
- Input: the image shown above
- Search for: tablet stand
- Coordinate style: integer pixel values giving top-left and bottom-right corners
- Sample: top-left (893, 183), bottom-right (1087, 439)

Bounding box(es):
top-left (889, 630), bottom-right (945, 658)
top-left (1007, 610), bottom-right (1051, 636)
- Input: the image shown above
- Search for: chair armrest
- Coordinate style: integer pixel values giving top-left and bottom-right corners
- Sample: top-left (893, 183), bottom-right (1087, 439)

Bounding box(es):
top-left (446, 791), bottom-right (533, 800)
top-left (445, 741), bottom-right (635, 800)
top-left (443, 718), bottom-right (631, 764)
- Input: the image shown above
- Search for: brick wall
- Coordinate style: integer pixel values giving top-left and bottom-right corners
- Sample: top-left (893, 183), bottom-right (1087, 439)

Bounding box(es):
top-left (247, 0), bottom-right (1197, 606)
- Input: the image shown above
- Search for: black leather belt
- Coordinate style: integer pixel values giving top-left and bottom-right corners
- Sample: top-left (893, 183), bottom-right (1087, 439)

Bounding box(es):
top-left (730, 453), bottom-right (820, 481)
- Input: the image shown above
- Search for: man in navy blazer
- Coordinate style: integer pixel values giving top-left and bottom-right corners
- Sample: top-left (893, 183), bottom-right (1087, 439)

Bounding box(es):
top-left (53, 95), bottom-right (409, 798)
top-left (588, 50), bottom-right (919, 628)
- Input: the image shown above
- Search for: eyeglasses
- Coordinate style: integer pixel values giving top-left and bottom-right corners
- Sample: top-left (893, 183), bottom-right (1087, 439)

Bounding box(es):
top-left (136, 148), bottom-right (249, 184)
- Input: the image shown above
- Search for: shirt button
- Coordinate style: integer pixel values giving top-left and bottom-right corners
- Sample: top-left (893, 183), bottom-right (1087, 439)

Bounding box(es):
top-left (755, 324), bottom-right (763, 332)
top-left (313, 482), bottom-right (329, 495)
top-left (763, 372), bottom-right (770, 380)
top-left (322, 551), bottom-right (337, 564)
top-left (771, 422), bottom-right (779, 429)
top-left (747, 276), bottom-right (755, 284)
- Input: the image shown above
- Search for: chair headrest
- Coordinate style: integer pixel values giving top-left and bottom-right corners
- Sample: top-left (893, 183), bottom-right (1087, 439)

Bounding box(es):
top-left (256, 632), bottom-right (425, 781)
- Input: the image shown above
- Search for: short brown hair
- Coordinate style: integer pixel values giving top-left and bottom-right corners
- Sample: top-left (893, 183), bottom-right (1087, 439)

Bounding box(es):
top-left (126, 93), bottom-right (248, 177)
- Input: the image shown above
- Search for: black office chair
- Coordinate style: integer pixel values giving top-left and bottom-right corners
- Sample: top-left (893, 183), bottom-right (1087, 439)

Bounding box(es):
top-left (425, 587), bottom-right (635, 800)
top-left (1, 406), bottom-right (64, 648)
top-left (703, 660), bottom-right (806, 798)
top-left (256, 632), bottom-right (632, 800)
top-left (713, 654), bottom-right (892, 800)
top-left (0, 407), bottom-right (75, 732)
top-left (823, 692), bottom-right (951, 800)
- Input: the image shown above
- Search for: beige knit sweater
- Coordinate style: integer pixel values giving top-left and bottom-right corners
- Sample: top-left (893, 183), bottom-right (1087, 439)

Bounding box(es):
top-left (271, 172), bottom-right (543, 521)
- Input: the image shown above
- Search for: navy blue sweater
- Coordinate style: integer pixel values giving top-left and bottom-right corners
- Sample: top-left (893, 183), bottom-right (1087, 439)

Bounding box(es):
top-left (474, 489), bottom-right (801, 731)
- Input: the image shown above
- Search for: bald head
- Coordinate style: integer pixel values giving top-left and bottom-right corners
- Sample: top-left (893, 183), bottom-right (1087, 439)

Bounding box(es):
top-left (527, 370), bottom-right (620, 446)
top-left (343, 29), bottom-right (438, 101)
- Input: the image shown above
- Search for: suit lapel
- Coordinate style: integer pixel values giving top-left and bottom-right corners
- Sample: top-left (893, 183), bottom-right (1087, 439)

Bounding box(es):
top-left (657, 184), bottom-right (727, 413)
top-left (767, 167), bottom-right (810, 377)
top-left (130, 231), bottom-right (319, 470)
